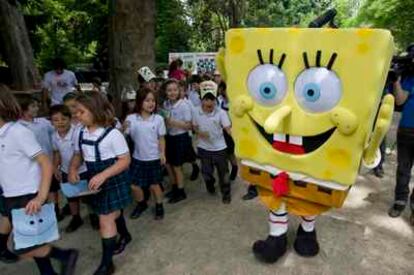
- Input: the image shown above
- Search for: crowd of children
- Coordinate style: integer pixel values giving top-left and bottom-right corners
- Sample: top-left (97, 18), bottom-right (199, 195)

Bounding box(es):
top-left (0, 66), bottom-right (240, 274)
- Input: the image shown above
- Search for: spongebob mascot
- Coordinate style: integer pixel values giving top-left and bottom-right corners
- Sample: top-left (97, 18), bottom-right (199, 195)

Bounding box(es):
top-left (216, 21), bottom-right (395, 262)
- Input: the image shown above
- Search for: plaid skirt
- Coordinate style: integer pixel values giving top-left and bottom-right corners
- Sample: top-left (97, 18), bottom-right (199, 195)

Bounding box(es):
top-left (166, 133), bottom-right (196, 166)
top-left (85, 159), bottom-right (132, 215)
top-left (130, 158), bottom-right (163, 187)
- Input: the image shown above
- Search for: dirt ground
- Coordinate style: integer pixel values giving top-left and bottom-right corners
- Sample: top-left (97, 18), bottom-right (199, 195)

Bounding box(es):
top-left (2, 115), bottom-right (413, 275)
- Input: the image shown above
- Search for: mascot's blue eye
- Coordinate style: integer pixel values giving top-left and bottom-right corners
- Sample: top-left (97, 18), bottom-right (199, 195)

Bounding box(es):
top-left (247, 64), bottom-right (287, 106)
top-left (294, 67), bottom-right (342, 113)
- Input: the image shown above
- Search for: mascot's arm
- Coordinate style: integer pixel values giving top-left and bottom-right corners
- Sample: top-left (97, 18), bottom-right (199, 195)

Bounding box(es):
top-left (362, 94), bottom-right (394, 167)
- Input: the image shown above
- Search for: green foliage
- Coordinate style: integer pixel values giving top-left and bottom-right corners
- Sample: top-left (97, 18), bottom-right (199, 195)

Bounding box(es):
top-left (355, 0), bottom-right (414, 50)
top-left (21, 0), bottom-right (108, 72)
top-left (155, 0), bottom-right (192, 63)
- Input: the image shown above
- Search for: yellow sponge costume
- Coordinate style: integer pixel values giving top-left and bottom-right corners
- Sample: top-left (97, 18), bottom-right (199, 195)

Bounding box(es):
top-left (217, 27), bottom-right (394, 261)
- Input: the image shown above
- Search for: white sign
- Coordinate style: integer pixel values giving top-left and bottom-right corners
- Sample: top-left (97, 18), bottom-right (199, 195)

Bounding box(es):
top-left (169, 52), bottom-right (217, 74)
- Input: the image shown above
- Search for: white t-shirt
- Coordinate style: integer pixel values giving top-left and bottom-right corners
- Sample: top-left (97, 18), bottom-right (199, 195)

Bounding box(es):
top-left (125, 114), bottom-right (166, 161)
top-left (75, 127), bottom-right (129, 162)
top-left (19, 118), bottom-right (54, 158)
top-left (0, 122), bottom-right (42, 197)
top-left (43, 69), bottom-right (78, 105)
top-left (163, 99), bottom-right (192, 136)
top-left (188, 90), bottom-right (201, 107)
top-left (52, 125), bottom-right (87, 174)
top-left (193, 106), bottom-right (231, 151)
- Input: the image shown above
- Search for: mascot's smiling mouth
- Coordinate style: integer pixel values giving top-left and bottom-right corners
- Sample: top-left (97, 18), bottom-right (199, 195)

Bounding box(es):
top-left (249, 116), bottom-right (336, 155)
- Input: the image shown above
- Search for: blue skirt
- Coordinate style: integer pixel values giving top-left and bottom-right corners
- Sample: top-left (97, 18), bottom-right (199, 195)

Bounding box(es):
top-left (130, 158), bottom-right (163, 187)
top-left (85, 159), bottom-right (132, 215)
top-left (166, 133), bottom-right (196, 166)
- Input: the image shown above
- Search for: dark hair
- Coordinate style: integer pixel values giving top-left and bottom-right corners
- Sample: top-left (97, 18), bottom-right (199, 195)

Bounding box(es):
top-left (202, 93), bottom-right (216, 101)
top-left (190, 75), bottom-right (202, 84)
top-left (0, 84), bottom-right (21, 122)
top-left (168, 60), bottom-right (178, 73)
top-left (63, 92), bottom-right (77, 103)
top-left (19, 94), bottom-right (39, 112)
top-left (75, 91), bottom-right (115, 127)
top-left (135, 88), bottom-right (157, 114)
top-left (178, 80), bottom-right (187, 88)
top-left (176, 58), bottom-right (183, 67)
top-left (49, 104), bottom-right (71, 119)
top-left (138, 74), bottom-right (146, 84)
top-left (52, 58), bottom-right (66, 70)
top-left (218, 81), bottom-right (226, 91)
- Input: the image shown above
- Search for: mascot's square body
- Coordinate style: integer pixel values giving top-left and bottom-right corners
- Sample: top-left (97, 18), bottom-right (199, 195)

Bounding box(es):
top-left (217, 28), bottom-right (394, 262)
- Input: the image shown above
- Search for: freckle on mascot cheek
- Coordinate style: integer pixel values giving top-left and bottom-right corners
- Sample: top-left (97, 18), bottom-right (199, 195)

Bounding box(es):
top-left (216, 20), bottom-right (394, 262)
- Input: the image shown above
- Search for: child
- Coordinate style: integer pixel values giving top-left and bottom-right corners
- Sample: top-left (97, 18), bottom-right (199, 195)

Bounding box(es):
top-left (162, 79), bottom-right (195, 203)
top-left (192, 81), bottom-right (232, 204)
top-left (18, 95), bottom-right (65, 221)
top-left (68, 91), bottom-right (132, 274)
top-left (125, 88), bottom-right (166, 220)
top-left (50, 104), bottom-right (99, 232)
top-left (188, 75), bottom-right (202, 108)
top-left (0, 85), bottom-right (78, 274)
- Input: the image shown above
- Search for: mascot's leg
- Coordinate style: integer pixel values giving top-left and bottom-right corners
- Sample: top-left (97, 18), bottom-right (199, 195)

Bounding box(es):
top-left (252, 203), bottom-right (288, 263)
top-left (293, 215), bottom-right (319, 257)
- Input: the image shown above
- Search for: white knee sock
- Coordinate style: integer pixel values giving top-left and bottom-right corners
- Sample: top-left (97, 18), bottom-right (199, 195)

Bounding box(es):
top-left (301, 216), bottom-right (316, 232)
top-left (269, 203), bottom-right (288, 237)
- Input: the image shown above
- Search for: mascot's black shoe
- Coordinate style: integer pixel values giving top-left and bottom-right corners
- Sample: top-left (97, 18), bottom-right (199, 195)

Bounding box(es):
top-left (252, 234), bottom-right (287, 263)
top-left (293, 225), bottom-right (319, 257)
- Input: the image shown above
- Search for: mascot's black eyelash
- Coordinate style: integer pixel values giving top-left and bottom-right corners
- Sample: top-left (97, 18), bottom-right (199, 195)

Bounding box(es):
top-left (257, 49), bottom-right (287, 69)
top-left (302, 51), bottom-right (338, 70)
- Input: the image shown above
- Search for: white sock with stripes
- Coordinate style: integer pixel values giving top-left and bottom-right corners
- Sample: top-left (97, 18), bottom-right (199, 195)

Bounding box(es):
top-left (268, 203), bottom-right (288, 237)
top-left (301, 216), bottom-right (316, 232)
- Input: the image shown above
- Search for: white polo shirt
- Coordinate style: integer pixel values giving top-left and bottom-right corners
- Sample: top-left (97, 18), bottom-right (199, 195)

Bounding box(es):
top-left (193, 106), bottom-right (231, 151)
top-left (125, 114), bottom-right (166, 161)
top-left (75, 127), bottom-right (129, 162)
top-left (19, 118), bottom-right (54, 158)
top-left (43, 69), bottom-right (78, 105)
top-left (0, 122), bottom-right (42, 198)
top-left (52, 125), bottom-right (87, 174)
top-left (163, 99), bottom-right (192, 136)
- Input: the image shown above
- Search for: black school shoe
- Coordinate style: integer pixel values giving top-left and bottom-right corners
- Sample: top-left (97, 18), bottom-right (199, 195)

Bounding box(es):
top-left (60, 249), bottom-right (79, 275)
top-left (65, 216), bottom-right (84, 233)
top-left (252, 234), bottom-right (287, 263)
top-left (113, 234), bottom-right (132, 255)
top-left (0, 249), bottom-right (18, 263)
top-left (293, 225), bottom-right (319, 257)
top-left (154, 203), bottom-right (164, 220)
top-left (168, 188), bottom-right (187, 204)
top-left (93, 262), bottom-right (115, 275)
top-left (388, 203), bottom-right (405, 218)
top-left (130, 201), bottom-right (148, 219)
top-left (242, 185), bottom-right (258, 201)
top-left (165, 185), bottom-right (178, 199)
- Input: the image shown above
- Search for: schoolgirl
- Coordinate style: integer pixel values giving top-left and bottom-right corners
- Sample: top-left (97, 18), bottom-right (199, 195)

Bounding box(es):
top-left (162, 79), bottom-right (196, 203)
top-left (0, 85), bottom-right (78, 275)
top-left (125, 88), bottom-right (166, 220)
top-left (68, 91), bottom-right (132, 275)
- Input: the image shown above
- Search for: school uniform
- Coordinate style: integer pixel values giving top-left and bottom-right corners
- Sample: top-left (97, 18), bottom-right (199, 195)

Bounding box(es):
top-left (125, 114), bottom-right (166, 187)
top-left (163, 99), bottom-right (196, 166)
top-left (19, 118), bottom-right (61, 192)
top-left (193, 106), bottom-right (232, 196)
top-left (0, 122), bottom-right (46, 254)
top-left (76, 127), bottom-right (131, 215)
top-left (217, 95), bottom-right (235, 155)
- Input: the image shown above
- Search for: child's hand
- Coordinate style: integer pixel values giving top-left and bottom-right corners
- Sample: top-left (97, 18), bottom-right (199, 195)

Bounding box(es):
top-left (198, 131), bottom-right (209, 139)
top-left (89, 173), bottom-right (107, 191)
top-left (68, 170), bottom-right (80, 184)
top-left (160, 153), bottom-right (166, 165)
top-left (25, 196), bottom-right (45, 215)
top-left (184, 122), bottom-right (192, 131)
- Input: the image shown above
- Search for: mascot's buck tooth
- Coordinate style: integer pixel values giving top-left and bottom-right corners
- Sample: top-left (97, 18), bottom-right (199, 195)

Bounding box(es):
top-left (216, 25), bottom-right (394, 262)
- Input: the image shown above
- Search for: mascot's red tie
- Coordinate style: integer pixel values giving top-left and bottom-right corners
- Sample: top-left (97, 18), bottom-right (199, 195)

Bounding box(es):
top-left (272, 172), bottom-right (289, 197)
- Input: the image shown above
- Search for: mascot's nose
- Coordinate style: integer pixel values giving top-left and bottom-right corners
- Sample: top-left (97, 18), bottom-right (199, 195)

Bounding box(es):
top-left (264, 106), bottom-right (292, 134)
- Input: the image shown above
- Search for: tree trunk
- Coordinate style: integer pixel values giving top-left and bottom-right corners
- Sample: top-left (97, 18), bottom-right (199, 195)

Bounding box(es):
top-left (0, 0), bottom-right (39, 90)
top-left (108, 0), bottom-right (155, 116)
